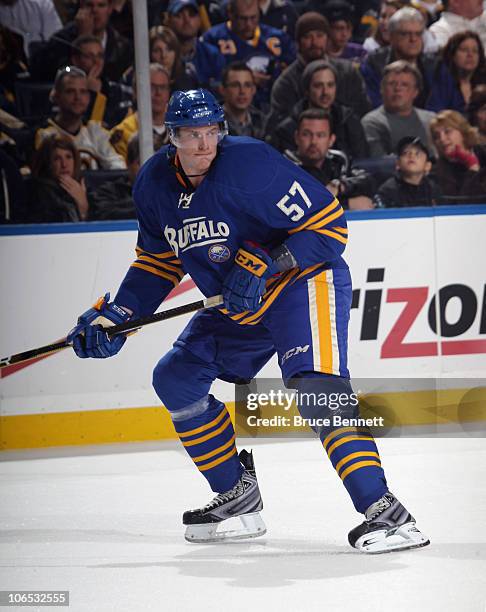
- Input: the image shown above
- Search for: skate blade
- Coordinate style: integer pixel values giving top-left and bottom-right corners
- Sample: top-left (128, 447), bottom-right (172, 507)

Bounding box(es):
top-left (184, 512), bottom-right (266, 543)
top-left (355, 522), bottom-right (430, 554)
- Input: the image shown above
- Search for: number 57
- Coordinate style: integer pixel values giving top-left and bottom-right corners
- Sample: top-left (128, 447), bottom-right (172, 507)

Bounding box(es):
top-left (276, 180), bottom-right (312, 222)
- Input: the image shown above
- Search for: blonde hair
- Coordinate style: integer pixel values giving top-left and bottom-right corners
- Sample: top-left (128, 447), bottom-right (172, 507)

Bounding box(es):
top-left (430, 110), bottom-right (479, 151)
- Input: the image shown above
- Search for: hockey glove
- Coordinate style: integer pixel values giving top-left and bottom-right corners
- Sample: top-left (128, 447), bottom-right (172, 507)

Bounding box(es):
top-left (67, 293), bottom-right (131, 359)
top-left (222, 242), bottom-right (278, 314)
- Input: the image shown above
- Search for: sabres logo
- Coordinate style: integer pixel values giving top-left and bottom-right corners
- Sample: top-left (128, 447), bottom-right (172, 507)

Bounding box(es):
top-left (208, 244), bottom-right (231, 263)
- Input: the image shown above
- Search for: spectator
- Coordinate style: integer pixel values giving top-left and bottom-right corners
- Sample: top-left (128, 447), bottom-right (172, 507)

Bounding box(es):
top-left (268, 59), bottom-right (369, 159)
top-left (362, 60), bottom-right (436, 156)
top-left (430, 109), bottom-right (486, 203)
top-left (467, 84), bottom-right (486, 143)
top-left (429, 0), bottom-right (486, 51)
top-left (322, 0), bottom-right (368, 63)
top-left (30, 0), bottom-right (132, 82)
top-left (361, 6), bottom-right (461, 110)
top-left (0, 146), bottom-right (29, 222)
top-left (165, 1), bottom-right (225, 90)
top-left (110, 63), bottom-right (171, 161)
top-left (285, 108), bottom-right (375, 210)
top-left (374, 135), bottom-right (441, 207)
top-left (363, 0), bottom-right (403, 53)
top-left (149, 26), bottom-right (194, 90)
top-left (35, 66), bottom-right (126, 169)
top-left (0, 0), bottom-right (62, 58)
top-left (70, 34), bottom-right (132, 128)
top-left (428, 31), bottom-right (486, 113)
top-left (202, 0), bottom-right (296, 109)
top-left (0, 25), bottom-right (30, 108)
top-left (220, 61), bottom-right (266, 138)
top-left (258, 0), bottom-right (298, 39)
top-left (269, 11), bottom-right (371, 129)
top-left (90, 133), bottom-right (138, 219)
top-left (28, 135), bottom-right (92, 222)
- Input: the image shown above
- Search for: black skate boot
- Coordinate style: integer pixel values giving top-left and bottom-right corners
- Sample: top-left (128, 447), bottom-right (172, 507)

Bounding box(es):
top-left (183, 449), bottom-right (266, 543)
top-left (348, 492), bottom-right (430, 554)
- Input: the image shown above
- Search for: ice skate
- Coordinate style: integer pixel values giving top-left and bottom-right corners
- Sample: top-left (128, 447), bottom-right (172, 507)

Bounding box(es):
top-left (183, 449), bottom-right (266, 543)
top-left (348, 492), bottom-right (430, 554)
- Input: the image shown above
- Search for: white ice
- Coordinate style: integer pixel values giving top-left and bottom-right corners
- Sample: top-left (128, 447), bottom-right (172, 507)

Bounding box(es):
top-left (1, 437), bottom-right (485, 612)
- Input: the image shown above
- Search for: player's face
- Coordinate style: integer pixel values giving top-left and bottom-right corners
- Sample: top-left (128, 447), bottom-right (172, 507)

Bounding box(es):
top-left (308, 68), bottom-right (336, 110)
top-left (56, 76), bottom-right (90, 117)
top-left (454, 37), bottom-right (480, 73)
top-left (75, 41), bottom-right (104, 75)
top-left (231, 0), bottom-right (259, 40)
top-left (295, 118), bottom-right (335, 163)
top-left (382, 71), bottom-right (418, 113)
top-left (150, 71), bottom-right (170, 115)
top-left (223, 69), bottom-right (256, 110)
top-left (82, 0), bottom-right (112, 32)
top-left (176, 125), bottom-right (219, 174)
top-left (168, 7), bottom-right (200, 40)
top-left (431, 125), bottom-right (466, 157)
top-left (390, 20), bottom-right (424, 60)
top-left (397, 146), bottom-right (430, 176)
top-left (151, 40), bottom-right (176, 76)
top-left (51, 147), bottom-right (75, 179)
top-left (329, 20), bottom-right (352, 51)
top-left (299, 30), bottom-right (327, 62)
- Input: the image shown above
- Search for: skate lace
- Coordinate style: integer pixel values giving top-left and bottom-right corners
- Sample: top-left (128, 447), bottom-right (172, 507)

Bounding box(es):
top-left (366, 496), bottom-right (390, 521)
top-left (204, 481), bottom-right (244, 511)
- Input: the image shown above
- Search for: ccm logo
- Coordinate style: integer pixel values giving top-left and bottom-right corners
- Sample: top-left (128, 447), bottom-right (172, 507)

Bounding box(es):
top-left (281, 344), bottom-right (310, 364)
top-left (236, 249), bottom-right (267, 277)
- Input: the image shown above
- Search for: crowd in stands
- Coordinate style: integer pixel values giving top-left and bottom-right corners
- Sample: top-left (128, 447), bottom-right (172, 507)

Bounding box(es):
top-left (1, 0), bottom-right (486, 223)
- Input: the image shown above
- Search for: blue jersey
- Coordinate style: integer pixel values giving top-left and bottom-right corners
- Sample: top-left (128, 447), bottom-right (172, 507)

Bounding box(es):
top-left (202, 21), bottom-right (295, 106)
top-left (114, 137), bottom-right (348, 326)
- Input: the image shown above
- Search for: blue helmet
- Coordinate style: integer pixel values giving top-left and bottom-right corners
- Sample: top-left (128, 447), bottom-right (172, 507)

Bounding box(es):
top-left (165, 89), bottom-right (225, 129)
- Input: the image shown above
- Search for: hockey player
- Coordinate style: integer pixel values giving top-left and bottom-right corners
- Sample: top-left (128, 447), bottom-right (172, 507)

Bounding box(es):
top-left (68, 89), bottom-right (430, 553)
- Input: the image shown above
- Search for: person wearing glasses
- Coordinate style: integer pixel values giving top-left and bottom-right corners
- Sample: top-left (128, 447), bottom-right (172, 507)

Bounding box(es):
top-left (109, 63), bottom-right (171, 162)
top-left (360, 6), bottom-right (460, 110)
top-left (202, 0), bottom-right (295, 110)
top-left (35, 66), bottom-right (126, 170)
top-left (220, 61), bottom-right (266, 139)
top-left (67, 88), bottom-right (429, 552)
top-left (70, 34), bottom-right (133, 128)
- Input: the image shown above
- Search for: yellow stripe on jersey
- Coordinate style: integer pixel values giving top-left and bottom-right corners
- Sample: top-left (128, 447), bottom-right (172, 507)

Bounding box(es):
top-left (323, 426), bottom-right (368, 450)
top-left (131, 262), bottom-right (180, 286)
top-left (135, 247), bottom-right (182, 262)
top-left (314, 229), bottom-right (348, 244)
top-left (137, 255), bottom-right (185, 279)
top-left (340, 460), bottom-right (382, 481)
top-left (307, 207), bottom-right (344, 231)
top-left (288, 199), bottom-right (340, 234)
top-left (332, 226), bottom-right (348, 235)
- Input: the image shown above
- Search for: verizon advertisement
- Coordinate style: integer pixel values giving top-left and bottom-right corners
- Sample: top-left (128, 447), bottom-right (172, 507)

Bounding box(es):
top-left (1, 209), bottom-right (485, 417)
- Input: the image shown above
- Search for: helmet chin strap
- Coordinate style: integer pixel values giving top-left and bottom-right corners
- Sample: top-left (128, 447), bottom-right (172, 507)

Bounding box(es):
top-left (185, 170), bottom-right (210, 177)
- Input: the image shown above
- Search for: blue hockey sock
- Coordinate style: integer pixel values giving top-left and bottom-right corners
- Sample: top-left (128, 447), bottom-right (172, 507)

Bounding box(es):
top-left (293, 373), bottom-right (388, 513)
top-left (172, 395), bottom-right (243, 493)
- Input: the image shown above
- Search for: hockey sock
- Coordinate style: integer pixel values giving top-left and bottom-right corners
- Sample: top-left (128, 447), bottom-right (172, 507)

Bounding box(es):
top-left (172, 395), bottom-right (243, 494)
top-left (293, 373), bottom-right (388, 513)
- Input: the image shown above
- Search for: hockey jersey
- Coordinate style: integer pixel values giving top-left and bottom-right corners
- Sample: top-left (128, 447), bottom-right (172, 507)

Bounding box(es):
top-left (114, 137), bottom-right (348, 325)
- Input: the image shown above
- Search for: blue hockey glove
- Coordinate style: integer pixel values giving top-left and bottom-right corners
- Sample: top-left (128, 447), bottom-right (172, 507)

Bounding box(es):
top-left (67, 293), bottom-right (132, 359)
top-left (222, 242), bottom-right (278, 314)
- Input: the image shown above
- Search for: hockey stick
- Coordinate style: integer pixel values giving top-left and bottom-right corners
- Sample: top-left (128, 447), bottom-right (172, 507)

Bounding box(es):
top-left (0, 294), bottom-right (223, 369)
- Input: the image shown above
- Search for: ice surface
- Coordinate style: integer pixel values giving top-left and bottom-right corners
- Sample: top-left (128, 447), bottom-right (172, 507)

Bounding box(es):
top-left (1, 437), bottom-right (485, 612)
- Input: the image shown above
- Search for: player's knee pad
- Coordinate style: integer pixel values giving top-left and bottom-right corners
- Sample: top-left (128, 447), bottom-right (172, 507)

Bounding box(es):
top-left (152, 346), bottom-right (217, 413)
top-left (291, 372), bottom-right (360, 438)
